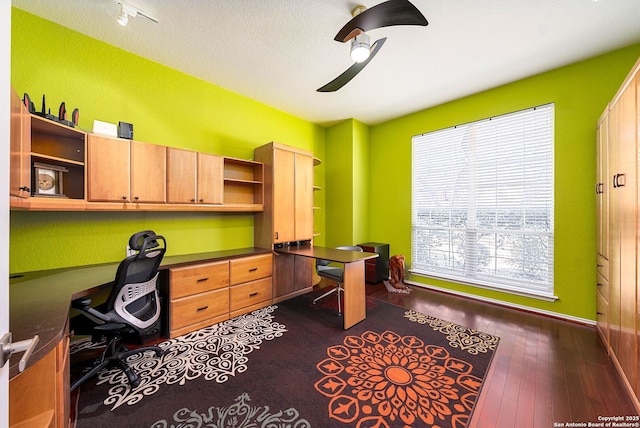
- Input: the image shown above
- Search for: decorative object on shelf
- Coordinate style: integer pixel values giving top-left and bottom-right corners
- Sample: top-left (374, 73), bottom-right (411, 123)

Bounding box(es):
top-left (118, 121), bottom-right (134, 139)
top-left (92, 119), bottom-right (118, 137)
top-left (22, 92), bottom-right (79, 128)
top-left (32, 162), bottom-right (68, 198)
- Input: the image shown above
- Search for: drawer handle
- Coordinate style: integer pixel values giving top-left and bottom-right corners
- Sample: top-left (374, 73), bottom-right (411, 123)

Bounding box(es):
top-left (249, 292), bottom-right (259, 297)
top-left (249, 268), bottom-right (258, 272)
top-left (196, 277), bottom-right (209, 282)
top-left (196, 306), bottom-right (209, 312)
top-left (597, 283), bottom-right (603, 287)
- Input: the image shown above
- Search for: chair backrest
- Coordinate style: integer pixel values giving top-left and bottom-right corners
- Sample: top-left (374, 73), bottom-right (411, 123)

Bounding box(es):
top-left (106, 231), bottom-right (166, 333)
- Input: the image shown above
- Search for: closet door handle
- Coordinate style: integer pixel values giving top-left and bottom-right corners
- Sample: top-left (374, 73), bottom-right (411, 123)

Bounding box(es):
top-left (595, 183), bottom-right (604, 194)
top-left (613, 173), bottom-right (626, 188)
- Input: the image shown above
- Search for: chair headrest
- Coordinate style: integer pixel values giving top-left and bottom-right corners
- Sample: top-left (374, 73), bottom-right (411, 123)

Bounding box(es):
top-left (129, 230), bottom-right (165, 255)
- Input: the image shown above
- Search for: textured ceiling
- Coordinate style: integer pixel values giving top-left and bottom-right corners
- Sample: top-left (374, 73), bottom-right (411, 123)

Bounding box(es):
top-left (11, 0), bottom-right (640, 125)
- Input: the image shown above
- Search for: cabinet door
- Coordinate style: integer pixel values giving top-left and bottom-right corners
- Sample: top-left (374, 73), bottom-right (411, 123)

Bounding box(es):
top-left (87, 135), bottom-right (131, 202)
top-left (609, 78), bottom-right (637, 387)
top-left (10, 90), bottom-right (31, 199)
top-left (131, 141), bottom-right (166, 203)
top-left (198, 153), bottom-right (223, 204)
top-left (273, 148), bottom-right (296, 243)
top-left (596, 113), bottom-right (609, 260)
top-left (167, 147), bottom-right (197, 203)
top-left (294, 153), bottom-right (314, 241)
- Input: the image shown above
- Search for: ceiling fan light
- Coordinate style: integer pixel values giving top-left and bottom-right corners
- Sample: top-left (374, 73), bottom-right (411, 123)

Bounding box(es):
top-left (350, 33), bottom-right (370, 63)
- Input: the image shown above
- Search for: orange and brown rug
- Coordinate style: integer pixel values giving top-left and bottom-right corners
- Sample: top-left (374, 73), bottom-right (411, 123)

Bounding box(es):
top-left (73, 294), bottom-right (499, 428)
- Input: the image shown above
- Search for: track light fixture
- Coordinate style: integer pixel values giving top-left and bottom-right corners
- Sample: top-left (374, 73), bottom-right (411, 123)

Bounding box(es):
top-left (116, 1), bottom-right (158, 26)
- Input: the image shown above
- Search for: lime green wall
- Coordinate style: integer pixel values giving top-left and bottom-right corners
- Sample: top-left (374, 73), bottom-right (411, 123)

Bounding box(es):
top-left (325, 120), bottom-right (354, 246)
top-left (324, 118), bottom-right (370, 247)
top-left (367, 43), bottom-right (640, 320)
top-left (352, 120), bottom-right (370, 245)
top-left (10, 8), bottom-right (640, 321)
top-left (9, 8), bottom-right (325, 273)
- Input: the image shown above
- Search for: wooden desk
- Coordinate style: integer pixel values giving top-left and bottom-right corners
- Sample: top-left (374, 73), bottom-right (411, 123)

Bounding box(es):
top-left (8, 247), bottom-right (271, 428)
top-left (275, 245), bottom-right (378, 329)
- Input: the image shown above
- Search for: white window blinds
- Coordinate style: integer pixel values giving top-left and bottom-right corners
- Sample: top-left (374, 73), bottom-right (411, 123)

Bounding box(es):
top-left (411, 104), bottom-right (555, 299)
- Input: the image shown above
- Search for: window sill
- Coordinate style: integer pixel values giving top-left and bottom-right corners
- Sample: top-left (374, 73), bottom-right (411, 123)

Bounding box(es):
top-left (408, 269), bottom-right (558, 302)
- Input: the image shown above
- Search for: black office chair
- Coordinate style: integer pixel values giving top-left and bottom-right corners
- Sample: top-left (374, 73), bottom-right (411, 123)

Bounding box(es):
top-left (313, 245), bottom-right (363, 315)
top-left (70, 230), bottom-right (166, 392)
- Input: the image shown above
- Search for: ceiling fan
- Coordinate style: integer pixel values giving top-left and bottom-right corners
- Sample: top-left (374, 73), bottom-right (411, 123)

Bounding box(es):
top-left (317, 0), bottom-right (428, 93)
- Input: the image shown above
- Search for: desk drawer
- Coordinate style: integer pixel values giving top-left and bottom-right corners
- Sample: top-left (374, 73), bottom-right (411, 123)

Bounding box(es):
top-left (230, 254), bottom-right (272, 285)
top-left (596, 270), bottom-right (609, 299)
top-left (170, 260), bottom-right (229, 299)
top-left (597, 254), bottom-right (609, 280)
top-left (170, 288), bottom-right (229, 330)
top-left (230, 277), bottom-right (272, 312)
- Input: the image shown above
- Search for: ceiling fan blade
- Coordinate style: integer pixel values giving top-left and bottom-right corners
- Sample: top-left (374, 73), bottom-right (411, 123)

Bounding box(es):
top-left (334, 0), bottom-right (428, 43)
top-left (317, 38), bottom-right (386, 93)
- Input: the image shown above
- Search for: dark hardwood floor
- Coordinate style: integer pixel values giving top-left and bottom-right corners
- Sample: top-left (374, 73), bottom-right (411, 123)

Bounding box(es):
top-left (360, 281), bottom-right (639, 427)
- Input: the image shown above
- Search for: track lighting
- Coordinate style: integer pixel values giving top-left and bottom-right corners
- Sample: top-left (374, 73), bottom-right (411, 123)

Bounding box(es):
top-left (116, 1), bottom-right (158, 26)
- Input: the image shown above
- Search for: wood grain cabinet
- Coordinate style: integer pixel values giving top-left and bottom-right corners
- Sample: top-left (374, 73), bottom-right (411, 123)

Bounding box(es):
top-left (168, 253), bottom-right (273, 338)
top-left (10, 88), bottom-right (263, 213)
top-left (9, 323), bottom-right (70, 428)
top-left (10, 89), bottom-right (86, 210)
top-left (229, 254), bottom-right (273, 317)
top-left (87, 135), bottom-right (166, 204)
top-left (254, 142), bottom-right (315, 301)
top-left (168, 260), bottom-right (230, 338)
top-left (166, 147), bottom-right (224, 204)
top-left (595, 56), bottom-right (640, 412)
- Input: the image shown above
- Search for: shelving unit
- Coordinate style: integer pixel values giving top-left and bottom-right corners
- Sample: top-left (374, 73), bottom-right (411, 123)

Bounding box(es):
top-left (29, 114), bottom-right (86, 201)
top-left (10, 88), bottom-right (265, 213)
top-left (223, 157), bottom-right (264, 207)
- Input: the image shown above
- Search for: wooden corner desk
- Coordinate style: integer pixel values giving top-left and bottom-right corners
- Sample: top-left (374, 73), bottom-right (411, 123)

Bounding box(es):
top-left (274, 244), bottom-right (378, 329)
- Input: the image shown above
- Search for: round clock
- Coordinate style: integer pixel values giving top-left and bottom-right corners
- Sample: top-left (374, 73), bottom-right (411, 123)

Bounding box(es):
top-left (38, 173), bottom-right (55, 191)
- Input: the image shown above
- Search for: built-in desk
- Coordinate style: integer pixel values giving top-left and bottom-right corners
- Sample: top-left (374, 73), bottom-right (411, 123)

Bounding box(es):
top-left (275, 244), bottom-right (378, 329)
top-left (8, 247), bottom-right (271, 379)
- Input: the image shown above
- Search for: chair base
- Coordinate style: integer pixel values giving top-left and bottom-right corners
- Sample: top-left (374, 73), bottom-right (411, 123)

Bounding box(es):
top-left (312, 284), bottom-right (343, 315)
top-left (71, 338), bottom-right (164, 392)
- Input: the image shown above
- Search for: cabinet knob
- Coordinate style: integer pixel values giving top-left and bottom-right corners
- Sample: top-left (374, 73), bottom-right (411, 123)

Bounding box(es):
top-left (199, 199), bottom-right (204, 203)
top-left (191, 198), bottom-right (196, 202)
top-left (134, 196), bottom-right (140, 201)
top-left (122, 196), bottom-right (127, 200)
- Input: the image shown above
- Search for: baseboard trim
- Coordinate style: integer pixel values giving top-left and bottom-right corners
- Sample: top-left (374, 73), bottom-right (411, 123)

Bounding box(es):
top-left (405, 280), bottom-right (596, 327)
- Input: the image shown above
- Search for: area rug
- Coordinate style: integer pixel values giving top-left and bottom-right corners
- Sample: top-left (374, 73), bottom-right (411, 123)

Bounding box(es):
top-left (73, 294), bottom-right (499, 428)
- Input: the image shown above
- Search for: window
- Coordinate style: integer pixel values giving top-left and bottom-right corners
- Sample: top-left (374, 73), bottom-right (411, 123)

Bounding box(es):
top-left (411, 104), bottom-right (555, 300)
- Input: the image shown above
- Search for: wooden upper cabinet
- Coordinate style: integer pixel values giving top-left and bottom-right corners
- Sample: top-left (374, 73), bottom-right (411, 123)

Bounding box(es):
top-left (131, 141), bottom-right (166, 203)
top-left (167, 147), bottom-right (197, 203)
top-left (166, 148), bottom-right (223, 204)
top-left (10, 90), bottom-right (30, 199)
top-left (87, 136), bottom-right (166, 203)
top-left (87, 134), bottom-right (130, 202)
top-left (198, 152), bottom-right (224, 204)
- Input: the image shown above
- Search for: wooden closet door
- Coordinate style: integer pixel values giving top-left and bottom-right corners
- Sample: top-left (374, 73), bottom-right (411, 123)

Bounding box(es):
top-left (612, 77), bottom-right (638, 390)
